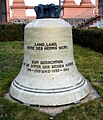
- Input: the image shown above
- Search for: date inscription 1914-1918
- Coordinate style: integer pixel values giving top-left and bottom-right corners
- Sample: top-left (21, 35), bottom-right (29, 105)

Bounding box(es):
top-left (34, 4), bottom-right (61, 19)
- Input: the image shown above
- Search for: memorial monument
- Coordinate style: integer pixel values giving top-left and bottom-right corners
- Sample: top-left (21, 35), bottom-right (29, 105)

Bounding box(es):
top-left (10, 4), bottom-right (89, 106)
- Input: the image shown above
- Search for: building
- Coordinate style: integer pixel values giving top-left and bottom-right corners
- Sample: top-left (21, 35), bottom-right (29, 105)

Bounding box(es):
top-left (63, 0), bottom-right (95, 18)
top-left (0, 0), bottom-right (102, 23)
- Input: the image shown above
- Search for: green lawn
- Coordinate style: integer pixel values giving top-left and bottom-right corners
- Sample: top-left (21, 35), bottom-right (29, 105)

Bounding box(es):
top-left (0, 41), bottom-right (103, 120)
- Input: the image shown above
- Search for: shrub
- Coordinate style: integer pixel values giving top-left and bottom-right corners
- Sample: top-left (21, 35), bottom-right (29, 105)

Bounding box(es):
top-left (72, 28), bottom-right (103, 54)
top-left (0, 24), bottom-right (25, 42)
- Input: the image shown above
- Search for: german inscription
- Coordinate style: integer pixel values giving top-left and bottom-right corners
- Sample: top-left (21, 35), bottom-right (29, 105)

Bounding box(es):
top-left (24, 60), bottom-right (73, 74)
top-left (24, 42), bottom-right (73, 73)
top-left (27, 42), bottom-right (68, 51)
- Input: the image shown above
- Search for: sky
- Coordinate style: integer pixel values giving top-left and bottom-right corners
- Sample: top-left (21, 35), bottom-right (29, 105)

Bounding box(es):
top-left (9, 0), bottom-right (96, 6)
top-left (9, 0), bottom-right (96, 16)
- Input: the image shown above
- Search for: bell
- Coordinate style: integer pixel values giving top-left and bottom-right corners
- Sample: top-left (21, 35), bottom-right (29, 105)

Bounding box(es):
top-left (10, 18), bottom-right (89, 106)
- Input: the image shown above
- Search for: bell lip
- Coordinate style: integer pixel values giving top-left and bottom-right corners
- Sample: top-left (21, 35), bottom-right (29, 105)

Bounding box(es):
top-left (9, 79), bottom-right (89, 106)
top-left (11, 78), bottom-right (85, 94)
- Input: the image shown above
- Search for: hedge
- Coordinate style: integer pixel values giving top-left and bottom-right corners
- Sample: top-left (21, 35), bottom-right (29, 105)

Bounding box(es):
top-left (0, 24), bottom-right (103, 54)
top-left (0, 24), bottom-right (25, 42)
top-left (72, 28), bottom-right (103, 54)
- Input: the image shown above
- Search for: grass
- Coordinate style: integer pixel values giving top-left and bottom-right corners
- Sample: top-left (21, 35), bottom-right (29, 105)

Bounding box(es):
top-left (0, 41), bottom-right (103, 120)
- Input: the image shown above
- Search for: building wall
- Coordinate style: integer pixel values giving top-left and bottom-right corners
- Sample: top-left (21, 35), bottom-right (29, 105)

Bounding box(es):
top-left (5, 0), bottom-right (99, 22)
top-left (62, 0), bottom-right (96, 18)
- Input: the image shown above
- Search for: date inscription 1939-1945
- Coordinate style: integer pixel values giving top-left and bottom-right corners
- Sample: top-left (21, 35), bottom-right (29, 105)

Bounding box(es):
top-left (34, 4), bottom-right (61, 19)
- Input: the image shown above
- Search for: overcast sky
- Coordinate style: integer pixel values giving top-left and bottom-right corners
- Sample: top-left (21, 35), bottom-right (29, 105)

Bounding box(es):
top-left (9, 0), bottom-right (96, 16)
top-left (9, 0), bottom-right (95, 6)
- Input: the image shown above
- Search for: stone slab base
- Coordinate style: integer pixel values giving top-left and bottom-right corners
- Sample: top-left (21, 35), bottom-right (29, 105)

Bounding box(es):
top-left (4, 81), bottom-right (100, 116)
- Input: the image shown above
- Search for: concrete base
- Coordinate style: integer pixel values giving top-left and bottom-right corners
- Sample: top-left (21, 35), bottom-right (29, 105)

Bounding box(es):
top-left (5, 80), bottom-right (100, 116)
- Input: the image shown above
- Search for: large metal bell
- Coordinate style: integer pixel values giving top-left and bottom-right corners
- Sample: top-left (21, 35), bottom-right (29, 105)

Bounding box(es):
top-left (10, 18), bottom-right (89, 106)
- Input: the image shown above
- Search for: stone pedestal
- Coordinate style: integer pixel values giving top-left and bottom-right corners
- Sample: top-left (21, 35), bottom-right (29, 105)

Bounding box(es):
top-left (11, 0), bottom-right (26, 19)
top-left (80, 0), bottom-right (92, 5)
